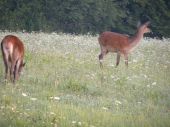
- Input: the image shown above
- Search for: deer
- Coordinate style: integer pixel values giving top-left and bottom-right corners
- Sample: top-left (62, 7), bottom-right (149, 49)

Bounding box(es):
top-left (98, 21), bottom-right (151, 68)
top-left (1, 35), bottom-right (25, 83)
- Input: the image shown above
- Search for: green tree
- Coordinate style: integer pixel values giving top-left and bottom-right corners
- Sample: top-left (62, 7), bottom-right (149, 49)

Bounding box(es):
top-left (0, 0), bottom-right (169, 37)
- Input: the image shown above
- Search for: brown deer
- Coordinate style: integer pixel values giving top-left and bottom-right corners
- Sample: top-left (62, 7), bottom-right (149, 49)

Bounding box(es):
top-left (1, 35), bottom-right (25, 83)
top-left (98, 21), bottom-right (151, 67)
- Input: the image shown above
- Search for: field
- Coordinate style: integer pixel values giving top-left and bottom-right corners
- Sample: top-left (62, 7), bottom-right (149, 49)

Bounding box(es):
top-left (0, 31), bottom-right (170, 127)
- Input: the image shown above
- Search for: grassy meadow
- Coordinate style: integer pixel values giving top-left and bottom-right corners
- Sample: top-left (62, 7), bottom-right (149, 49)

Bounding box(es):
top-left (0, 31), bottom-right (170, 127)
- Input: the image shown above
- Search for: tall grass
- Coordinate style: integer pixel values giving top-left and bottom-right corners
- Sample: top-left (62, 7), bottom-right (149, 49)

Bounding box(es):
top-left (0, 32), bottom-right (170, 127)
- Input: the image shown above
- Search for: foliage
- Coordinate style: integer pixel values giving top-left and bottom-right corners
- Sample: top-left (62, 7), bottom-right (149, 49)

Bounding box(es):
top-left (0, 0), bottom-right (170, 36)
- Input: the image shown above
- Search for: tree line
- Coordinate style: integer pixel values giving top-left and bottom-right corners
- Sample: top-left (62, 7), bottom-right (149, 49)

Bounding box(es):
top-left (0, 0), bottom-right (170, 37)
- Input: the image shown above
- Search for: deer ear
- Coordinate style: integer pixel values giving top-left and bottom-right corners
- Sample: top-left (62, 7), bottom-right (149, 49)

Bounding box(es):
top-left (145, 21), bottom-right (150, 26)
top-left (137, 21), bottom-right (141, 28)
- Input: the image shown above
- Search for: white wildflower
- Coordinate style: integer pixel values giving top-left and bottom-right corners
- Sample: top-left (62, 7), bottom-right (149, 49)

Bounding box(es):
top-left (30, 98), bottom-right (37, 101)
top-left (115, 100), bottom-right (122, 105)
top-left (102, 107), bottom-right (108, 110)
top-left (91, 73), bottom-right (96, 77)
top-left (126, 76), bottom-right (132, 80)
top-left (11, 107), bottom-right (16, 112)
top-left (50, 112), bottom-right (55, 115)
top-left (22, 93), bottom-right (27, 97)
top-left (49, 97), bottom-right (54, 99)
top-left (152, 82), bottom-right (157, 86)
top-left (72, 121), bottom-right (76, 124)
top-left (147, 85), bottom-right (150, 87)
top-left (78, 122), bottom-right (82, 126)
top-left (133, 59), bottom-right (137, 63)
top-left (111, 75), bottom-right (114, 79)
top-left (137, 102), bottom-right (141, 104)
top-left (109, 64), bottom-right (114, 67)
top-left (1, 106), bottom-right (5, 109)
top-left (54, 97), bottom-right (60, 100)
top-left (49, 96), bottom-right (60, 101)
top-left (143, 74), bottom-right (147, 78)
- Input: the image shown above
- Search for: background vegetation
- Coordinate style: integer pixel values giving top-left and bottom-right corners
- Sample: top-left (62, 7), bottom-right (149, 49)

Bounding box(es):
top-left (0, 0), bottom-right (170, 37)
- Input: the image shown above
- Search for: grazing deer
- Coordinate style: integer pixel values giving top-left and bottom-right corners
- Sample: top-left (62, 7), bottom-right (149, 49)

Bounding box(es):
top-left (1, 35), bottom-right (25, 83)
top-left (98, 21), bottom-right (151, 67)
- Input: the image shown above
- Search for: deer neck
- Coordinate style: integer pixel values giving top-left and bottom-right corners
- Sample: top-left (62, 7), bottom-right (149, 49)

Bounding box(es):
top-left (129, 29), bottom-right (144, 48)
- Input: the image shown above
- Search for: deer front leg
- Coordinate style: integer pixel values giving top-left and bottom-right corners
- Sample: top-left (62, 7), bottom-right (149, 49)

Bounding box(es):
top-left (99, 49), bottom-right (108, 68)
top-left (116, 52), bottom-right (121, 67)
top-left (124, 53), bottom-right (128, 67)
top-left (99, 53), bottom-right (103, 68)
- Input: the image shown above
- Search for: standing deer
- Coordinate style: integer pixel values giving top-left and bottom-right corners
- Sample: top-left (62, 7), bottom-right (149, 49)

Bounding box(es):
top-left (1, 35), bottom-right (25, 83)
top-left (98, 21), bottom-right (151, 67)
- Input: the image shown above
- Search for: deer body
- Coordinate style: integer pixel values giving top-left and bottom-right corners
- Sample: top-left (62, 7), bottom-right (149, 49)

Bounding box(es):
top-left (1, 35), bottom-right (25, 83)
top-left (98, 21), bottom-right (151, 67)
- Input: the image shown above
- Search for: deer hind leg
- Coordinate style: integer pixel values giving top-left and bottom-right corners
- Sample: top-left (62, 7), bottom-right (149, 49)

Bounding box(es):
top-left (4, 57), bottom-right (9, 80)
top-left (116, 52), bottom-right (121, 67)
top-left (10, 59), bottom-right (17, 82)
top-left (2, 52), bottom-right (10, 80)
top-left (99, 48), bottom-right (108, 68)
top-left (13, 60), bottom-right (21, 83)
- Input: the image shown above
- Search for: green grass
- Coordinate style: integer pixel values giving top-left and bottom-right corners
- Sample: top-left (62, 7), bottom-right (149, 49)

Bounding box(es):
top-left (0, 32), bottom-right (170, 127)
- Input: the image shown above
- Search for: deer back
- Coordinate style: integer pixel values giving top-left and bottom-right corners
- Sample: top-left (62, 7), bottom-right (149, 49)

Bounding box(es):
top-left (99, 31), bottom-right (129, 52)
top-left (1, 35), bottom-right (24, 61)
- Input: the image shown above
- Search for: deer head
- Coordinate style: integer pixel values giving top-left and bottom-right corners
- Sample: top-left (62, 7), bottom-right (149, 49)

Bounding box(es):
top-left (18, 61), bottom-right (26, 75)
top-left (143, 21), bottom-right (151, 33)
top-left (138, 21), bottom-right (151, 34)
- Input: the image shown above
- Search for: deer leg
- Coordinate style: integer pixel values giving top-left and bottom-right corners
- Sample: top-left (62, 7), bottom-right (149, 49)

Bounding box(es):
top-left (99, 49), bottom-right (108, 68)
top-left (99, 53), bottom-right (103, 68)
top-left (13, 60), bottom-right (20, 83)
top-left (3, 54), bottom-right (9, 80)
top-left (13, 64), bottom-right (17, 84)
top-left (124, 54), bottom-right (128, 67)
top-left (10, 65), bottom-right (14, 82)
top-left (4, 59), bottom-right (9, 80)
top-left (116, 52), bottom-right (121, 67)
top-left (10, 60), bottom-right (16, 82)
